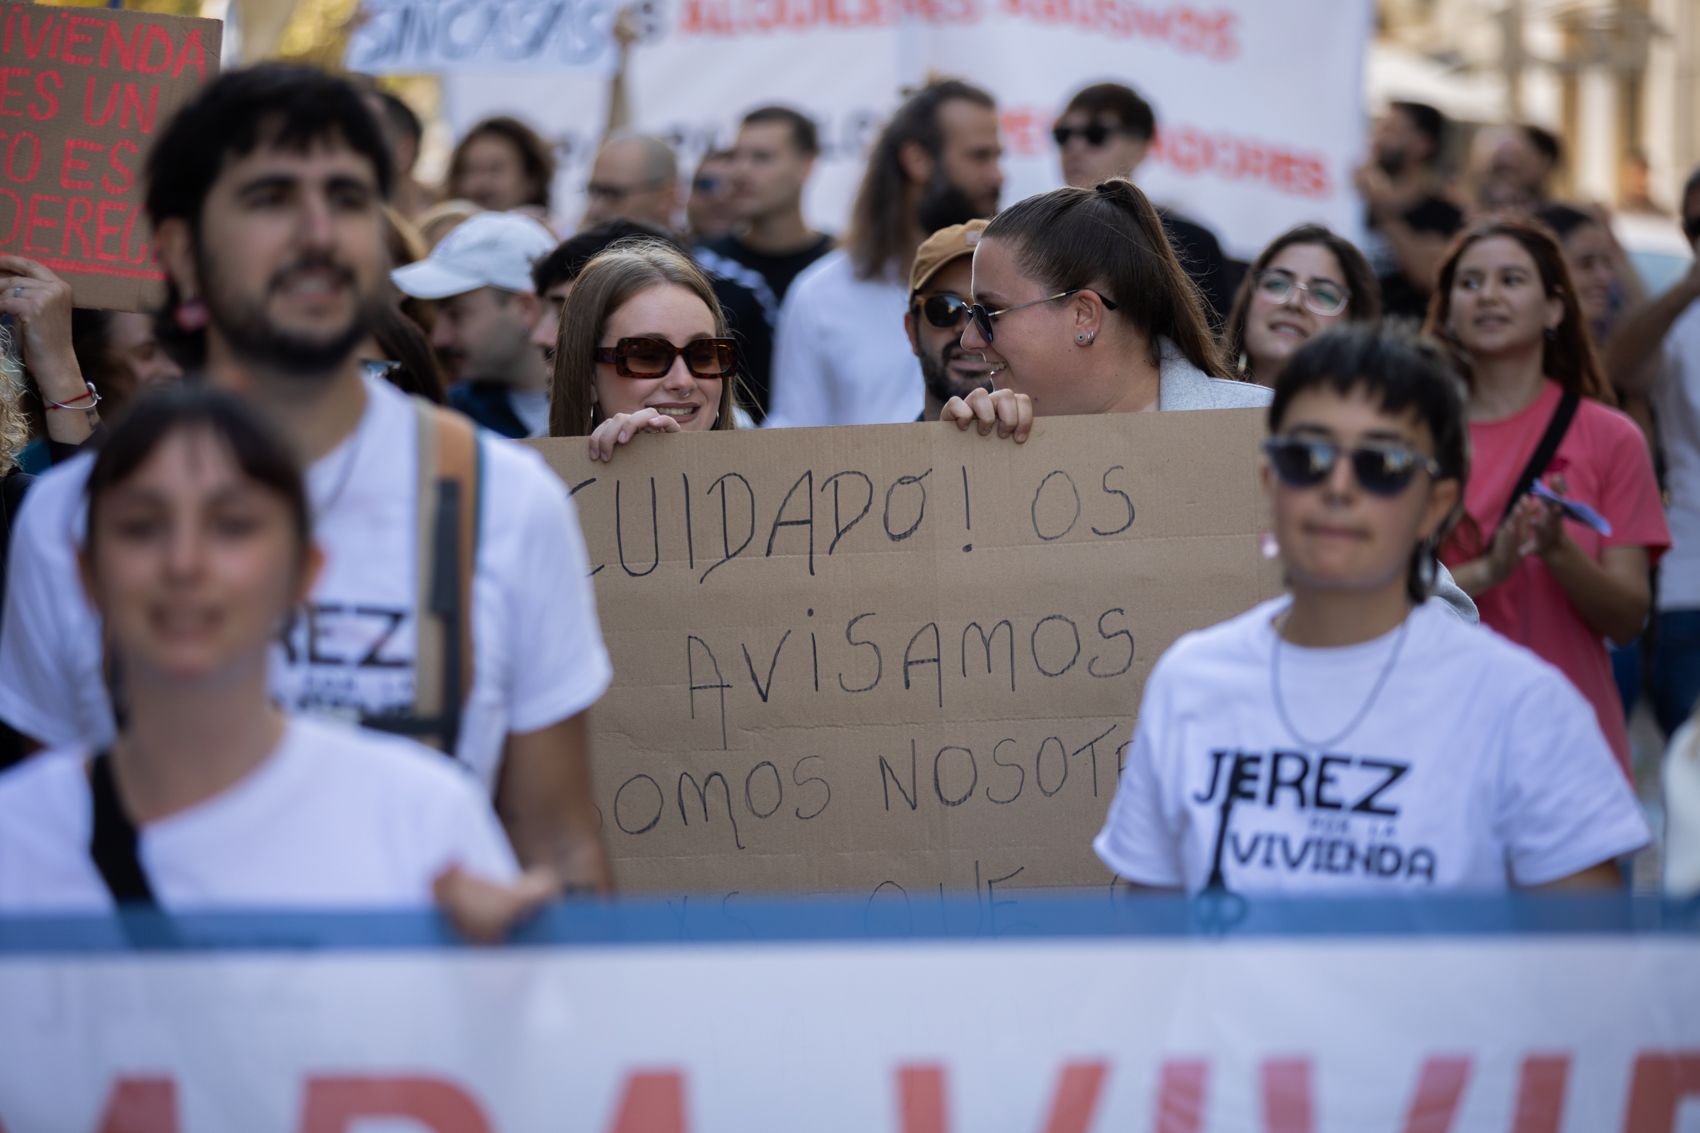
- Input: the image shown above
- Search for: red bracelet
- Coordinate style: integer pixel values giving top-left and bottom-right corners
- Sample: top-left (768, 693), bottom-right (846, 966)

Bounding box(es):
top-left (45, 381), bottom-right (101, 412)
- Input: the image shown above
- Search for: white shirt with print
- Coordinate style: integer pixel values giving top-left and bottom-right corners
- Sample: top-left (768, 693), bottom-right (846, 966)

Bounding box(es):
top-left (0, 715), bottom-right (518, 913)
top-left (1094, 598), bottom-right (1649, 894)
top-left (0, 374), bottom-right (612, 791)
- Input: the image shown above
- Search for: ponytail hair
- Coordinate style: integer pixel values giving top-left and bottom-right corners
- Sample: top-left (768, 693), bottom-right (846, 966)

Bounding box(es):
top-left (982, 180), bottom-right (1228, 377)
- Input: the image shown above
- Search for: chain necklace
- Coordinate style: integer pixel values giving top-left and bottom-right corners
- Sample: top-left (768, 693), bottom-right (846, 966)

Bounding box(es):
top-left (1270, 607), bottom-right (1411, 752)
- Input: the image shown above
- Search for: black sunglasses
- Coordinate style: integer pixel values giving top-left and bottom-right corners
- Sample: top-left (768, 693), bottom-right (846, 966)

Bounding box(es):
top-left (1263, 437), bottom-right (1442, 497)
top-left (1052, 122), bottom-right (1121, 148)
top-left (915, 294), bottom-right (971, 328)
top-left (594, 336), bottom-right (738, 379)
top-left (967, 289), bottom-right (1118, 345)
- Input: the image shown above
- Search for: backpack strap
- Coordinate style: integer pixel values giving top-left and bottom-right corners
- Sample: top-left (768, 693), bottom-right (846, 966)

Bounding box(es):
top-left (88, 751), bottom-right (157, 907)
top-left (1499, 391), bottom-right (1581, 526)
top-left (403, 399), bottom-right (481, 756)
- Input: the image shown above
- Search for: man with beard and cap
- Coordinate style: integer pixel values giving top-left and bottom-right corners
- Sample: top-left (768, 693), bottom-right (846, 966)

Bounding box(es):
top-left (0, 65), bottom-right (615, 914)
top-left (766, 79), bottom-right (1002, 428)
top-left (905, 220), bottom-right (997, 421)
top-left (391, 210), bottom-right (556, 438)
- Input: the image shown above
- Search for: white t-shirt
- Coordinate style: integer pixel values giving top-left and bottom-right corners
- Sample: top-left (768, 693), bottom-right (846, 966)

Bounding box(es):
top-left (764, 249), bottom-right (923, 428)
top-left (0, 715), bottom-right (518, 913)
top-left (0, 375), bottom-right (612, 791)
top-left (1654, 302), bottom-right (1700, 610)
top-left (1094, 598), bottom-right (1649, 894)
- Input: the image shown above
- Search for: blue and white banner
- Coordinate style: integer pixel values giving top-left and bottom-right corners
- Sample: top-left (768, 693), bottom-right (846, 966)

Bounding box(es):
top-left (2, 896), bottom-right (1696, 1132)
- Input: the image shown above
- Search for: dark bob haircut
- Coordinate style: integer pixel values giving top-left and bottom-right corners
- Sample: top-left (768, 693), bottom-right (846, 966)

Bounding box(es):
top-left (1268, 323), bottom-right (1470, 605)
top-left (84, 385), bottom-right (311, 569)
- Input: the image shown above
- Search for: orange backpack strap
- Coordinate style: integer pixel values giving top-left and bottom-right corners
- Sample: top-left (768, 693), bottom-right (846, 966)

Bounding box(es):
top-left (410, 398), bottom-right (481, 755)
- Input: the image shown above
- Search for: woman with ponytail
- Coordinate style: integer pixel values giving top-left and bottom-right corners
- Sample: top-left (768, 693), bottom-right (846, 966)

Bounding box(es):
top-left (943, 179), bottom-right (1262, 442)
top-left (1428, 219), bottom-right (1668, 777)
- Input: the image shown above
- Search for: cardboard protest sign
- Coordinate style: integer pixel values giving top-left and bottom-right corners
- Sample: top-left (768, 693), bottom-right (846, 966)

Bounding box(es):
top-left (0, 4), bottom-right (221, 310)
top-left (534, 411), bottom-right (1281, 896)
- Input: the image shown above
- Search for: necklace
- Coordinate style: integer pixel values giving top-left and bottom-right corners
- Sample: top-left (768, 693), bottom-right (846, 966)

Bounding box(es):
top-left (1270, 608), bottom-right (1410, 751)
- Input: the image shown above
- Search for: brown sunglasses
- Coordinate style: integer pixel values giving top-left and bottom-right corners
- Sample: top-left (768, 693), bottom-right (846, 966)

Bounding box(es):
top-left (594, 336), bottom-right (739, 379)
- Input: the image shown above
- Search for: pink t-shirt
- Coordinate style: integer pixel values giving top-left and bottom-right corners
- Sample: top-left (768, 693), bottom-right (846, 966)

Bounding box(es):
top-left (1441, 380), bottom-right (1669, 777)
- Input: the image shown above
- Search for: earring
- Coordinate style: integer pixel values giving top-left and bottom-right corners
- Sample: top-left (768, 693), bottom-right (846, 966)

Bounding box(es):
top-left (174, 295), bottom-right (209, 332)
top-left (1543, 326), bottom-right (1558, 344)
top-left (1076, 333), bottom-right (1087, 344)
top-left (1259, 530), bottom-right (1280, 560)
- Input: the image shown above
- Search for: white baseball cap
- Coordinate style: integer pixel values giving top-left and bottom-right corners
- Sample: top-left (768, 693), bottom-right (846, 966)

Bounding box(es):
top-left (390, 211), bottom-right (556, 299)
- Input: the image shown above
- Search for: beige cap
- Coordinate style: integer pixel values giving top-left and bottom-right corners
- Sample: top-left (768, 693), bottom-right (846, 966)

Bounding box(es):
top-left (908, 218), bottom-right (989, 295)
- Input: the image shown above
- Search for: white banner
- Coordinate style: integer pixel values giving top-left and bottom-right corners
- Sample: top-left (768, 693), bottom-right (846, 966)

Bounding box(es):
top-left (347, 0), bottom-right (623, 72)
top-left (1, 904), bottom-right (1696, 1132)
top-left (428, 0), bottom-right (1373, 258)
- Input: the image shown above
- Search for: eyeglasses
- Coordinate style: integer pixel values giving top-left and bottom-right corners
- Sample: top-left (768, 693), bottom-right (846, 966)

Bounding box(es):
top-left (1255, 270), bottom-right (1350, 317)
top-left (586, 180), bottom-right (668, 203)
top-left (967, 289), bottom-right (1118, 345)
top-left (914, 294), bottom-right (971, 329)
top-left (1051, 122), bottom-right (1123, 148)
top-left (594, 336), bottom-right (738, 379)
top-left (1263, 437), bottom-right (1442, 497)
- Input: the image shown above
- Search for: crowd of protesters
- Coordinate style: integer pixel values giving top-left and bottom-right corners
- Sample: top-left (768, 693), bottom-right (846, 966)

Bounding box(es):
top-left (0, 55), bottom-right (1696, 923)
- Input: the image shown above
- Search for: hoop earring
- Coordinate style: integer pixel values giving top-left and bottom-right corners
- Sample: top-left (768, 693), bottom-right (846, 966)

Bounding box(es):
top-left (174, 295), bottom-right (209, 333)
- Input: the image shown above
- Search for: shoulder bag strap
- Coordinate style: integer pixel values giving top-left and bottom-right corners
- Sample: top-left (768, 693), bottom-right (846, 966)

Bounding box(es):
top-left (1499, 391), bottom-right (1580, 527)
top-left (408, 399), bottom-right (481, 756)
top-left (88, 751), bottom-right (157, 907)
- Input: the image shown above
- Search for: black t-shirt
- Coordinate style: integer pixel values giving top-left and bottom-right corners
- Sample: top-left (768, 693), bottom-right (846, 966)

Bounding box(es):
top-left (1370, 194), bottom-right (1465, 323)
top-left (703, 233), bottom-right (835, 307)
top-left (1157, 209), bottom-right (1232, 329)
top-left (706, 272), bottom-right (775, 425)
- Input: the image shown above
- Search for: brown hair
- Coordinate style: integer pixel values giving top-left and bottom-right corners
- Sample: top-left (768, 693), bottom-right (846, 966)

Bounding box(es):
top-left (1423, 218), bottom-right (1613, 404)
top-left (447, 116), bottom-right (554, 211)
top-left (843, 79), bottom-right (994, 281)
top-left (1223, 224), bottom-right (1381, 379)
top-left (983, 179), bottom-right (1228, 377)
top-left (550, 239), bottom-right (738, 437)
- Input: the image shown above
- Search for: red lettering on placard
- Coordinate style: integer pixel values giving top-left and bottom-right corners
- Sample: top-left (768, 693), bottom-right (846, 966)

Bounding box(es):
top-left (605, 1071), bottom-right (687, 1133)
top-left (60, 13), bottom-right (103, 66)
top-left (1510, 1055), bottom-right (1569, 1133)
top-left (0, 10), bottom-right (208, 80)
top-left (61, 137), bottom-right (99, 190)
top-left (1400, 1057), bottom-right (1470, 1133)
top-left (1040, 1060), bottom-right (1107, 1133)
top-left (899, 1064), bottom-right (948, 1133)
top-left (1623, 1052), bottom-right (1700, 1133)
top-left (298, 1075), bottom-right (491, 1133)
top-left (1148, 125), bottom-right (1332, 199)
top-left (1262, 1058), bottom-right (1313, 1133)
top-left (94, 1077), bottom-right (179, 1133)
top-left (1155, 1060), bottom-right (1208, 1133)
top-left (31, 69), bottom-right (61, 120)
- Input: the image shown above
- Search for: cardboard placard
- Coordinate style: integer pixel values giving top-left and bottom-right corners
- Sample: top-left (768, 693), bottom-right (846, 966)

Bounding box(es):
top-left (0, 4), bottom-right (221, 310)
top-left (534, 411), bottom-right (1281, 896)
